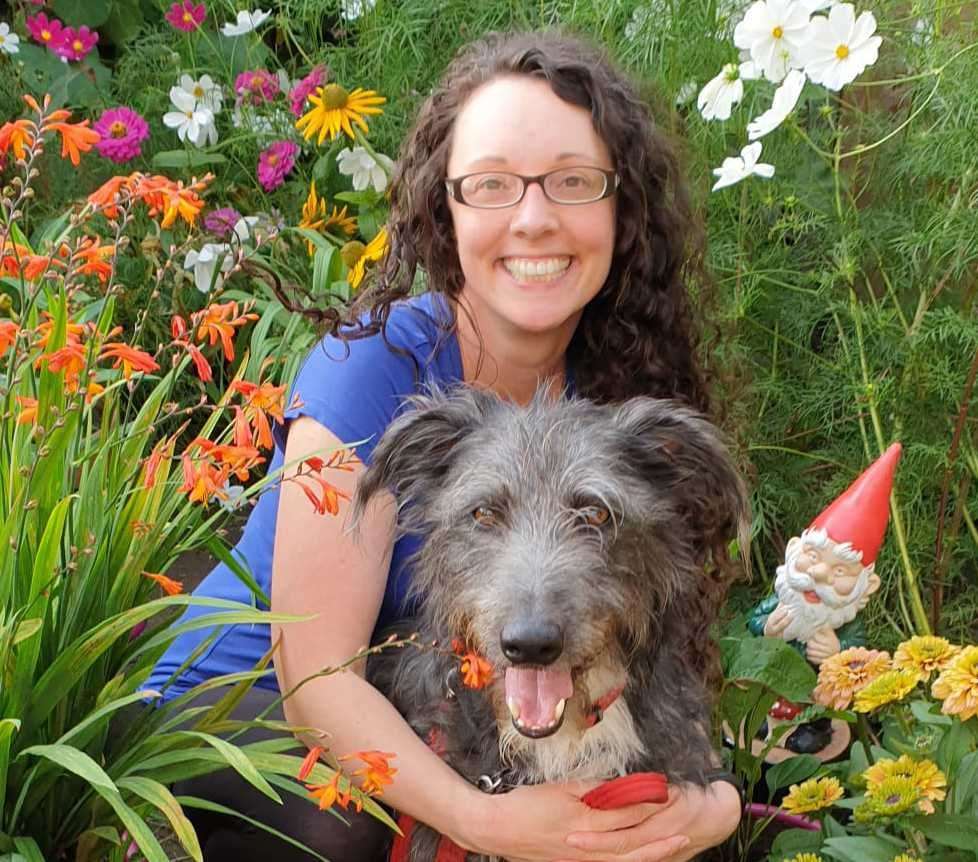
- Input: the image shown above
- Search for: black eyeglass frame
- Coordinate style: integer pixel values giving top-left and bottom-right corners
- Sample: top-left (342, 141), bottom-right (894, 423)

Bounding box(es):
top-left (445, 167), bottom-right (620, 208)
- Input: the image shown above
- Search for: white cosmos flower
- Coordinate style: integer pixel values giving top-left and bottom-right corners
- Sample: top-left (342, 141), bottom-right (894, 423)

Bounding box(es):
top-left (747, 68), bottom-right (807, 139)
top-left (0, 23), bottom-right (20, 54)
top-left (802, 3), bottom-right (882, 90)
top-left (734, 0), bottom-right (813, 82)
top-left (676, 81), bottom-right (698, 107)
top-left (697, 63), bottom-right (745, 121)
top-left (232, 215), bottom-right (262, 245)
top-left (184, 243), bottom-right (234, 293)
top-left (337, 146), bottom-right (394, 193)
top-left (220, 9), bottom-right (271, 37)
top-left (712, 142), bottom-right (776, 191)
top-left (163, 88), bottom-right (216, 146)
top-left (178, 74), bottom-right (224, 114)
top-left (340, 0), bottom-right (377, 21)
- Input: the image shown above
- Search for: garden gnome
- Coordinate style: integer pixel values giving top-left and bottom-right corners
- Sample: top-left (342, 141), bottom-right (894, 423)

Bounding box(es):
top-left (748, 442), bottom-right (902, 755)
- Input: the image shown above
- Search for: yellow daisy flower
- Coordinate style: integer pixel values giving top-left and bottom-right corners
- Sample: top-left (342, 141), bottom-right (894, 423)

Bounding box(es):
top-left (813, 647), bottom-right (892, 710)
top-left (295, 83), bottom-right (386, 145)
top-left (298, 182), bottom-right (358, 255)
top-left (854, 775), bottom-right (920, 822)
top-left (891, 855), bottom-right (920, 862)
top-left (322, 205), bottom-right (357, 238)
top-left (853, 668), bottom-right (919, 712)
top-left (863, 755), bottom-right (946, 814)
top-left (784, 855), bottom-right (824, 862)
top-left (893, 635), bottom-right (959, 680)
top-left (932, 644), bottom-right (978, 721)
top-left (781, 776), bottom-right (844, 815)
top-left (342, 227), bottom-right (388, 290)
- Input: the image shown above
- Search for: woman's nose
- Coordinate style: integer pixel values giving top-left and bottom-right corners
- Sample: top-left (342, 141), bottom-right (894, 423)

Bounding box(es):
top-left (509, 182), bottom-right (558, 238)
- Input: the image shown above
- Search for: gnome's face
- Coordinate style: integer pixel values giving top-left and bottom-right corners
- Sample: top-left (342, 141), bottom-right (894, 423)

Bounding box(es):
top-left (774, 528), bottom-right (881, 643)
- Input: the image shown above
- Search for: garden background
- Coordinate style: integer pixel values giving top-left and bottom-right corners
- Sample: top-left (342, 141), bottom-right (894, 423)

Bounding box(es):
top-left (1, 0), bottom-right (977, 860)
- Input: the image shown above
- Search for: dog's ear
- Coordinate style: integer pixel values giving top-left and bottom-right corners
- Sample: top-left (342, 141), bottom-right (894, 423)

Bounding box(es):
top-left (352, 386), bottom-right (496, 531)
top-left (613, 397), bottom-right (751, 569)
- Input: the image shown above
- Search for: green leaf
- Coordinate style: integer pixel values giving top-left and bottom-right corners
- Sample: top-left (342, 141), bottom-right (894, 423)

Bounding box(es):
top-left (11, 619), bottom-right (41, 645)
top-left (723, 634), bottom-right (817, 702)
top-left (910, 698), bottom-right (953, 726)
top-left (938, 719), bottom-right (976, 777)
top-left (173, 731), bottom-right (281, 803)
top-left (769, 826), bottom-right (823, 858)
top-left (51, 0), bottom-right (111, 26)
top-left (204, 537), bottom-right (270, 607)
top-left (117, 777), bottom-right (202, 862)
top-left (11, 838), bottom-right (44, 862)
top-left (820, 834), bottom-right (905, 862)
top-left (765, 754), bottom-right (821, 793)
top-left (99, 0), bottom-right (145, 45)
top-left (334, 190), bottom-right (382, 207)
top-left (151, 150), bottom-right (229, 169)
top-left (19, 743), bottom-right (116, 792)
top-left (950, 751), bottom-right (978, 814)
top-left (909, 813), bottom-right (978, 850)
top-left (846, 741), bottom-right (869, 781)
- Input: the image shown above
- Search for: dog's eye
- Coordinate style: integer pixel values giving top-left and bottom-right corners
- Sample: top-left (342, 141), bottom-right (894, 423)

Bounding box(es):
top-left (472, 506), bottom-right (500, 527)
top-left (579, 505), bottom-right (610, 527)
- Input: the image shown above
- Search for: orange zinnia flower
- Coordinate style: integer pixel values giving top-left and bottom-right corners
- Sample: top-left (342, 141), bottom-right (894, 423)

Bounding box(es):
top-left (297, 746), bottom-right (326, 782)
top-left (100, 342), bottom-right (160, 380)
top-left (0, 321), bottom-right (18, 356)
top-left (193, 301), bottom-right (259, 362)
top-left (0, 119), bottom-right (35, 161)
top-left (46, 119), bottom-right (100, 166)
top-left (142, 571), bottom-right (183, 596)
top-left (228, 379), bottom-right (286, 449)
top-left (342, 750), bottom-right (397, 797)
top-left (16, 396), bottom-right (38, 426)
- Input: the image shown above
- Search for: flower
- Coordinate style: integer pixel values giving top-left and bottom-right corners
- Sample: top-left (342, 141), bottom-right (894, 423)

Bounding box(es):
top-left (340, 0), bottom-right (376, 20)
top-left (697, 63), bottom-right (745, 121)
top-left (16, 396), bottom-right (38, 426)
top-left (234, 69), bottom-right (280, 105)
top-left (165, 0), bottom-right (206, 31)
top-left (134, 173), bottom-right (212, 227)
top-left (336, 145), bottom-right (393, 192)
top-left (813, 646), bottom-right (891, 709)
top-left (176, 73), bottom-right (224, 114)
top-left (801, 3), bottom-right (881, 91)
top-left (184, 243), bottom-right (233, 293)
top-left (195, 302), bottom-right (259, 362)
top-left (734, 0), bottom-right (813, 82)
top-left (298, 181), bottom-right (356, 253)
top-left (932, 645), bottom-right (978, 721)
top-left (100, 343), bottom-right (160, 380)
top-left (52, 25), bottom-right (99, 62)
top-left (341, 750), bottom-right (397, 797)
top-left (853, 668), bottom-right (919, 712)
top-left (178, 456), bottom-right (229, 505)
top-left (854, 775), bottom-right (920, 822)
top-left (297, 746), bottom-right (326, 781)
top-left (228, 378), bottom-right (285, 448)
top-left (863, 755), bottom-right (946, 815)
top-left (163, 87), bottom-right (217, 147)
top-left (306, 773), bottom-right (360, 812)
top-left (221, 8), bottom-right (270, 36)
top-left (780, 776), bottom-right (844, 815)
top-left (93, 107), bottom-right (150, 164)
top-left (25, 13), bottom-right (63, 50)
top-left (675, 81), bottom-right (698, 107)
top-left (289, 66), bottom-right (327, 117)
top-left (0, 119), bottom-right (34, 161)
top-left (47, 118), bottom-right (100, 166)
top-left (711, 142), bottom-right (775, 191)
top-left (893, 636), bottom-right (959, 680)
top-left (204, 207), bottom-right (243, 238)
top-left (257, 140), bottom-right (299, 191)
top-left (142, 571), bottom-right (183, 595)
top-left (784, 855), bottom-right (824, 862)
top-left (342, 227), bottom-right (388, 289)
top-left (295, 84), bottom-right (386, 145)
top-left (890, 856), bottom-right (920, 862)
top-left (0, 22), bottom-right (21, 54)
top-left (747, 68), bottom-right (806, 139)
top-left (0, 321), bottom-right (18, 356)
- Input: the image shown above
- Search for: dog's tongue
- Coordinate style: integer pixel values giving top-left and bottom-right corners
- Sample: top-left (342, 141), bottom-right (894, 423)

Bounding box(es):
top-left (505, 666), bottom-right (574, 728)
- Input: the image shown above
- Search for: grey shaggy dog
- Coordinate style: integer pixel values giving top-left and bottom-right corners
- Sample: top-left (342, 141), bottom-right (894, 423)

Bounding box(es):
top-left (360, 387), bottom-right (749, 862)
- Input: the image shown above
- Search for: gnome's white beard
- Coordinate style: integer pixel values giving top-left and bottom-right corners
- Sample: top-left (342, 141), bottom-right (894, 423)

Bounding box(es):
top-left (773, 553), bottom-right (873, 644)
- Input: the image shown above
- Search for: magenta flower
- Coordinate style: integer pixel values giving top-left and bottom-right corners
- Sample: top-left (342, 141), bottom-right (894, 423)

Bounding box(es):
top-left (25, 12), bottom-right (64, 50)
top-left (93, 107), bottom-right (150, 164)
top-left (257, 140), bottom-right (299, 192)
top-left (165, 0), bottom-right (206, 32)
top-left (52, 25), bottom-right (99, 62)
top-left (204, 207), bottom-right (243, 238)
top-left (234, 69), bottom-right (279, 105)
top-left (288, 65), bottom-right (327, 117)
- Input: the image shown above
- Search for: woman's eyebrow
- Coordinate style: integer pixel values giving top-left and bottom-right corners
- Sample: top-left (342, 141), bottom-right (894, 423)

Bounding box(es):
top-left (465, 151), bottom-right (598, 168)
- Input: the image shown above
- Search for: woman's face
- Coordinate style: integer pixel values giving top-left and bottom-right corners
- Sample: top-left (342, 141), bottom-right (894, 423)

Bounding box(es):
top-left (446, 76), bottom-right (616, 340)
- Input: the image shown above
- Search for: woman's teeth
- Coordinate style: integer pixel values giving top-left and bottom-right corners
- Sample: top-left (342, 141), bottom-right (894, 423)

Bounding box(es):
top-left (503, 257), bottom-right (571, 282)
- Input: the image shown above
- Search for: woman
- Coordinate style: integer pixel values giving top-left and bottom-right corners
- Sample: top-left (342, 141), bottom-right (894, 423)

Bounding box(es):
top-left (148, 30), bottom-right (744, 862)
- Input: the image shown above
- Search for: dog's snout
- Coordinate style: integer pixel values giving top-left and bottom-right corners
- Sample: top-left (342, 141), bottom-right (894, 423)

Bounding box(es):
top-left (500, 620), bottom-right (563, 666)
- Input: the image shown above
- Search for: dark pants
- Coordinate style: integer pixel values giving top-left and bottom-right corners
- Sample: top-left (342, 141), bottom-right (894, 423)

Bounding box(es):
top-left (168, 687), bottom-right (394, 861)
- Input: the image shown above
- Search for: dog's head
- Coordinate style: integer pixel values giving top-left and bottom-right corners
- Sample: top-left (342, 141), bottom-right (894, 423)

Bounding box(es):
top-left (355, 386), bottom-right (749, 739)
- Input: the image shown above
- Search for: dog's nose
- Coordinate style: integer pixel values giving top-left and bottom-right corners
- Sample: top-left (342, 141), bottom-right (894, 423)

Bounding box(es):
top-left (500, 621), bottom-right (563, 665)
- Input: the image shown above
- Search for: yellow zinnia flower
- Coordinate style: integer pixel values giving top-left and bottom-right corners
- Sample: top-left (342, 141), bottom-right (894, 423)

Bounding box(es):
top-left (781, 776), bottom-right (844, 815)
top-left (784, 855), bottom-right (823, 862)
top-left (893, 635), bottom-right (959, 680)
top-left (813, 647), bottom-right (892, 710)
top-left (852, 668), bottom-right (919, 712)
top-left (932, 644), bottom-right (978, 721)
top-left (295, 83), bottom-right (386, 145)
top-left (342, 227), bottom-right (388, 289)
top-left (854, 775), bottom-right (920, 822)
top-left (891, 855), bottom-right (920, 862)
top-left (863, 755), bottom-right (946, 814)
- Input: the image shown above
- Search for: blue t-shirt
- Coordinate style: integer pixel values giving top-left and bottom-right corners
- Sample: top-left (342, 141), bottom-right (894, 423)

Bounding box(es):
top-left (147, 292), bottom-right (462, 701)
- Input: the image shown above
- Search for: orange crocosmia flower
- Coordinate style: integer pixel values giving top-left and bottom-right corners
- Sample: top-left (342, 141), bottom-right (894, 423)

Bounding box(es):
top-left (232, 405), bottom-right (254, 448)
top-left (185, 343), bottom-right (213, 383)
top-left (35, 314), bottom-right (87, 350)
top-left (342, 750), bottom-right (398, 797)
top-left (179, 453), bottom-right (230, 505)
top-left (0, 321), bottom-right (19, 356)
top-left (297, 746), bottom-right (326, 782)
top-left (19, 254), bottom-right (65, 282)
top-left (0, 242), bottom-right (33, 277)
top-left (142, 571), bottom-right (183, 596)
top-left (16, 396), bottom-right (38, 426)
top-left (46, 119), bottom-right (100, 166)
top-left (72, 237), bottom-right (116, 283)
top-left (100, 343), bottom-right (160, 380)
top-left (294, 473), bottom-right (349, 516)
top-left (229, 379), bottom-right (286, 450)
top-left (171, 315), bottom-right (188, 340)
top-left (459, 651), bottom-right (494, 690)
top-left (143, 438), bottom-right (173, 489)
top-left (306, 773), bottom-right (360, 812)
top-left (131, 519), bottom-right (155, 538)
top-left (86, 173), bottom-right (141, 219)
top-left (187, 437), bottom-right (263, 482)
top-left (0, 120), bottom-right (35, 161)
top-left (39, 342), bottom-right (87, 391)
top-left (193, 301), bottom-right (259, 363)
top-left (136, 173), bottom-right (213, 229)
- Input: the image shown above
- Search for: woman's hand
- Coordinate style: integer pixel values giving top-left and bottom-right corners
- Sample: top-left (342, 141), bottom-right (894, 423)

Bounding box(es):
top-left (557, 779), bottom-right (742, 862)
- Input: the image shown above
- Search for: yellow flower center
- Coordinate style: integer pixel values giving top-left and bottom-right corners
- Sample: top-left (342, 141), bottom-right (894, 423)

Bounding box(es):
top-left (73, 38), bottom-right (84, 52)
top-left (109, 121), bottom-right (128, 138)
top-left (267, 154), bottom-right (279, 165)
top-left (772, 25), bottom-right (783, 39)
top-left (41, 29), bottom-right (51, 41)
top-left (194, 85), bottom-right (204, 98)
top-left (340, 240), bottom-right (365, 268)
top-left (183, 11), bottom-right (193, 23)
top-left (836, 44), bottom-right (850, 59)
top-left (320, 84), bottom-right (350, 110)
top-left (251, 75), bottom-right (264, 90)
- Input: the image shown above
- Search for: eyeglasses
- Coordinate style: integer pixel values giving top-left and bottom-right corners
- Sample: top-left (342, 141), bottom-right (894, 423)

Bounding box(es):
top-left (445, 167), bottom-right (620, 209)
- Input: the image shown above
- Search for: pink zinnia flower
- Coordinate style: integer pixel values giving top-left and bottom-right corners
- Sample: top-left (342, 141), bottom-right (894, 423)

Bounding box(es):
top-left (204, 207), bottom-right (243, 238)
top-left (256, 140), bottom-right (298, 191)
top-left (288, 65), bottom-right (327, 117)
top-left (25, 12), bottom-right (64, 49)
top-left (52, 25), bottom-right (98, 62)
top-left (165, 0), bottom-right (206, 32)
top-left (234, 69), bottom-right (279, 105)
top-left (93, 107), bottom-right (150, 164)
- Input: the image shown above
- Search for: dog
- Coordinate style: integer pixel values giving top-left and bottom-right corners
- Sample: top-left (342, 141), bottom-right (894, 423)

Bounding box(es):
top-left (360, 387), bottom-right (749, 861)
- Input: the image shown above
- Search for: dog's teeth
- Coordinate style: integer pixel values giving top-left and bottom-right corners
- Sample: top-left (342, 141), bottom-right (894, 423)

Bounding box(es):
top-left (554, 698), bottom-right (566, 722)
top-left (507, 698), bottom-right (521, 721)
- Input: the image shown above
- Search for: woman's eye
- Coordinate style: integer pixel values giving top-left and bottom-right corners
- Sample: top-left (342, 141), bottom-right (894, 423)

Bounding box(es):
top-left (579, 506), bottom-right (610, 527)
top-left (472, 506), bottom-right (499, 526)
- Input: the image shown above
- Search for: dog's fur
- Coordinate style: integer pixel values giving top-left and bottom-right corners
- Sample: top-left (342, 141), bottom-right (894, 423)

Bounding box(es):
top-left (359, 387), bottom-right (748, 861)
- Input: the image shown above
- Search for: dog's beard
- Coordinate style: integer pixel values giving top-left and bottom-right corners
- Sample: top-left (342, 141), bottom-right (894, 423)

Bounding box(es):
top-left (773, 558), bottom-right (869, 643)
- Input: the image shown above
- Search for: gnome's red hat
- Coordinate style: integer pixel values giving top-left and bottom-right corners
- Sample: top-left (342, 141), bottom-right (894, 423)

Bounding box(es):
top-left (807, 442), bottom-right (902, 566)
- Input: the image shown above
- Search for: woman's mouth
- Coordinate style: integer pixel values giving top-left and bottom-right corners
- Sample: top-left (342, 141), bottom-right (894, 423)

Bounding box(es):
top-left (502, 256), bottom-right (572, 283)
